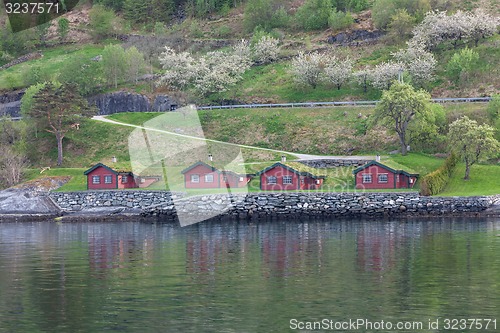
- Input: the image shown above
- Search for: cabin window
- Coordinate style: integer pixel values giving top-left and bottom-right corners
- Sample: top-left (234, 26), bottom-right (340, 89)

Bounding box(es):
top-left (239, 176), bottom-right (244, 182)
top-left (104, 175), bottom-right (113, 184)
top-left (92, 176), bottom-right (100, 184)
top-left (396, 175), bottom-right (400, 182)
top-left (191, 174), bottom-right (200, 183)
top-left (267, 176), bottom-right (277, 184)
top-left (223, 176), bottom-right (228, 182)
top-left (378, 174), bottom-right (388, 183)
top-left (122, 175), bottom-right (128, 183)
top-left (362, 174), bottom-right (372, 183)
top-left (205, 174), bottom-right (214, 182)
top-left (316, 179), bottom-right (321, 185)
top-left (283, 176), bottom-right (293, 184)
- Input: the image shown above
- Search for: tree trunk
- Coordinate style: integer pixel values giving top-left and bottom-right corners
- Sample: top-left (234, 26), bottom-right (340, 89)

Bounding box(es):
top-left (399, 133), bottom-right (407, 155)
top-left (56, 133), bottom-right (64, 166)
top-left (464, 163), bottom-right (470, 180)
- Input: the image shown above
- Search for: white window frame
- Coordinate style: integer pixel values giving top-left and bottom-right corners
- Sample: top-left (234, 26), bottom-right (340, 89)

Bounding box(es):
top-left (283, 175), bottom-right (293, 184)
top-left (362, 174), bottom-right (372, 183)
top-left (205, 174), bottom-right (214, 183)
top-left (239, 176), bottom-right (244, 182)
top-left (104, 175), bottom-right (113, 184)
top-left (191, 174), bottom-right (200, 183)
top-left (92, 175), bottom-right (100, 184)
top-left (121, 175), bottom-right (128, 183)
top-left (378, 174), bottom-right (388, 183)
top-left (267, 176), bottom-right (277, 184)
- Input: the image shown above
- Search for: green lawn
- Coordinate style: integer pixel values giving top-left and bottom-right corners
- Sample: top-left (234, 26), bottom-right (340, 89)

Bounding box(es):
top-left (388, 153), bottom-right (445, 177)
top-left (0, 44), bottom-right (106, 91)
top-left (24, 168), bottom-right (87, 192)
top-left (440, 164), bottom-right (500, 196)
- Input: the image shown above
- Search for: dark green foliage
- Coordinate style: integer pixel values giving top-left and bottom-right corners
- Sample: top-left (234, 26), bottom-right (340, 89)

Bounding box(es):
top-left (295, 0), bottom-right (332, 31)
top-left (88, 5), bottom-right (116, 41)
top-left (25, 66), bottom-right (53, 86)
top-left (419, 152), bottom-right (458, 196)
top-left (243, 0), bottom-right (289, 32)
top-left (58, 55), bottom-right (104, 96)
top-left (28, 83), bottom-right (97, 166)
top-left (486, 95), bottom-right (500, 140)
top-left (94, 0), bottom-right (126, 11)
top-left (328, 9), bottom-right (354, 31)
top-left (0, 22), bottom-right (37, 57)
top-left (57, 18), bottom-right (70, 42)
top-left (372, 0), bottom-right (430, 29)
top-left (332, 0), bottom-right (369, 12)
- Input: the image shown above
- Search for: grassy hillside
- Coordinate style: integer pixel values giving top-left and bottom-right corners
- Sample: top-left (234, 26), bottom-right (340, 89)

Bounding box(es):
top-left (21, 107), bottom-right (499, 195)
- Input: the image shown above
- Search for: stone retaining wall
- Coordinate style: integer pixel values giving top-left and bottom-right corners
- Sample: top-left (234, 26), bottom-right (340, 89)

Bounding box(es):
top-left (298, 159), bottom-right (369, 168)
top-left (0, 52), bottom-right (43, 71)
top-left (50, 191), bottom-right (184, 211)
top-left (49, 191), bottom-right (496, 221)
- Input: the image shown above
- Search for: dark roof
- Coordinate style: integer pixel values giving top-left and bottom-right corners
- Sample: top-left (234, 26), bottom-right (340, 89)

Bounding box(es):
top-left (256, 162), bottom-right (326, 179)
top-left (181, 161), bottom-right (217, 174)
top-left (352, 160), bottom-right (419, 177)
top-left (181, 161), bottom-right (254, 177)
top-left (84, 163), bottom-right (118, 175)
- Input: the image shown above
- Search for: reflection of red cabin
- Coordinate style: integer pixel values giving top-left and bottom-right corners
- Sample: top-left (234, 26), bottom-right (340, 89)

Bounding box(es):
top-left (84, 163), bottom-right (160, 190)
top-left (256, 162), bottom-right (325, 191)
top-left (181, 161), bottom-right (254, 189)
top-left (353, 161), bottom-right (418, 189)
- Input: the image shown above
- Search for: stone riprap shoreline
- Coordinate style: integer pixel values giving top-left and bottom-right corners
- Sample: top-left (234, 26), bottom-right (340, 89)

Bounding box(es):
top-left (1, 190), bottom-right (498, 222)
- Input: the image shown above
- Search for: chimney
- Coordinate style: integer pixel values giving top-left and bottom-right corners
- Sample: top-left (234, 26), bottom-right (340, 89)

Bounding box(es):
top-left (112, 156), bottom-right (117, 163)
top-left (376, 155), bottom-right (380, 162)
top-left (281, 155), bottom-right (286, 163)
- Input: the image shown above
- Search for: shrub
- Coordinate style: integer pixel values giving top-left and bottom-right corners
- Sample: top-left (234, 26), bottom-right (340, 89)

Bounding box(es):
top-left (419, 152), bottom-right (458, 196)
top-left (295, 0), bottom-right (332, 31)
top-left (328, 9), bottom-right (354, 31)
top-left (446, 47), bottom-right (479, 84)
top-left (215, 25), bottom-right (232, 38)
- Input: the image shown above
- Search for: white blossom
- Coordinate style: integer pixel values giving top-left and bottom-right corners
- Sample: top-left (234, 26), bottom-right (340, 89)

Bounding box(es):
top-left (323, 55), bottom-right (353, 90)
top-left (157, 47), bottom-right (197, 89)
top-left (158, 43), bottom-right (252, 96)
top-left (393, 41), bottom-right (436, 86)
top-left (289, 52), bottom-right (328, 89)
top-left (370, 61), bottom-right (404, 90)
top-left (251, 36), bottom-right (280, 64)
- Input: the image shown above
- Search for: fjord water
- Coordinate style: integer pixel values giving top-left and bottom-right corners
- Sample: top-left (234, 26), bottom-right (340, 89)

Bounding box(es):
top-left (0, 218), bottom-right (499, 332)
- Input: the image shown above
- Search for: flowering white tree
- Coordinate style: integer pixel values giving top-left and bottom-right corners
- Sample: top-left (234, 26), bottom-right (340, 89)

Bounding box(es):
top-left (370, 61), bottom-right (403, 90)
top-left (194, 50), bottom-right (251, 96)
top-left (469, 9), bottom-right (500, 46)
top-left (158, 42), bottom-right (252, 96)
top-left (354, 68), bottom-right (371, 93)
top-left (412, 10), bottom-right (500, 50)
top-left (251, 36), bottom-right (280, 64)
top-left (233, 39), bottom-right (252, 66)
top-left (323, 56), bottom-right (353, 90)
top-left (393, 41), bottom-right (436, 86)
top-left (290, 52), bottom-right (328, 89)
top-left (157, 47), bottom-right (197, 90)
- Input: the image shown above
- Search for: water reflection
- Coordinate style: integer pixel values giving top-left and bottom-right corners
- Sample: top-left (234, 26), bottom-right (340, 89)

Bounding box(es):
top-left (0, 218), bottom-right (499, 332)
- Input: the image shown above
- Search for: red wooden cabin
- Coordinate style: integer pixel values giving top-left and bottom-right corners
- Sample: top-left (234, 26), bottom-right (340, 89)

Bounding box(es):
top-left (84, 163), bottom-right (160, 190)
top-left (353, 160), bottom-right (418, 189)
top-left (181, 161), bottom-right (254, 189)
top-left (256, 162), bottom-right (325, 191)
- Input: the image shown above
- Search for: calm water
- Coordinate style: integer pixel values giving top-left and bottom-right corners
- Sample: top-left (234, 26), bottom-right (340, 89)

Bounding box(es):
top-left (0, 218), bottom-right (499, 332)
